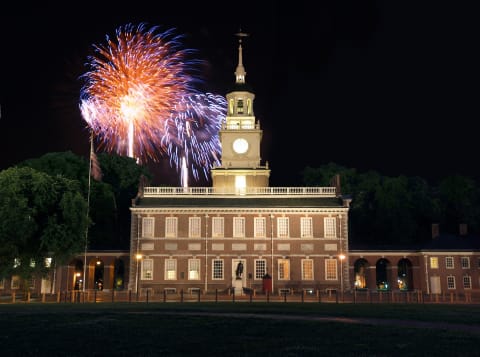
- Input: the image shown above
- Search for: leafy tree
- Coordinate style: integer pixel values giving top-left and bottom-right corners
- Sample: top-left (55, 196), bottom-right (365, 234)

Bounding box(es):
top-left (0, 167), bottom-right (88, 285)
top-left (436, 175), bottom-right (480, 234)
top-left (17, 151), bottom-right (151, 249)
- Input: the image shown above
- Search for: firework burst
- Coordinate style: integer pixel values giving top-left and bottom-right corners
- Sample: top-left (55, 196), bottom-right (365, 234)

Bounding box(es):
top-left (80, 23), bottom-right (226, 184)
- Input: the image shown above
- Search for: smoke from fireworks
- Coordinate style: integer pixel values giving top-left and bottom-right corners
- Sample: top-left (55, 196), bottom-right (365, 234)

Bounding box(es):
top-left (80, 23), bottom-right (226, 184)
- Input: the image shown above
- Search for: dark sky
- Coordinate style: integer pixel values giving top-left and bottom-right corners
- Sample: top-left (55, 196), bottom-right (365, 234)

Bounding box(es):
top-left (1, 1), bottom-right (479, 186)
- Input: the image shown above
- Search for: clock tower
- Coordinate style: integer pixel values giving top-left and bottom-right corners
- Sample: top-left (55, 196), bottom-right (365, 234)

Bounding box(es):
top-left (211, 31), bottom-right (270, 192)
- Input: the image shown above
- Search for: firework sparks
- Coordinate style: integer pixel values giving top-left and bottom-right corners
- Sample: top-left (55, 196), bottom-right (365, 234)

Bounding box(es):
top-left (164, 93), bottom-right (226, 183)
top-left (80, 23), bottom-right (226, 184)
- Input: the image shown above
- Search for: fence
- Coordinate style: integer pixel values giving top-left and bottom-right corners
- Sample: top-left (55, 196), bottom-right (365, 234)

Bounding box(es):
top-left (2, 288), bottom-right (480, 304)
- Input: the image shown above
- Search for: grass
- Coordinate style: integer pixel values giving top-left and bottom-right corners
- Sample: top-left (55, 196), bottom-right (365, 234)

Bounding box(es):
top-left (0, 302), bottom-right (479, 356)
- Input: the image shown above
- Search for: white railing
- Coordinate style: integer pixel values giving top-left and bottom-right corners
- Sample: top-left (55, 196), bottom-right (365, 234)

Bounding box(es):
top-left (143, 186), bottom-right (336, 197)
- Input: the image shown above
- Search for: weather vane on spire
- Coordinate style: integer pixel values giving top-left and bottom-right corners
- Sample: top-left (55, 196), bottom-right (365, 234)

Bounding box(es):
top-left (234, 29), bottom-right (248, 84)
top-left (235, 29), bottom-right (249, 43)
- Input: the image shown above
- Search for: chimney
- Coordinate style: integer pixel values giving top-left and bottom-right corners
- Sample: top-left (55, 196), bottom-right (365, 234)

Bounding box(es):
top-left (459, 223), bottom-right (468, 236)
top-left (431, 223), bottom-right (440, 239)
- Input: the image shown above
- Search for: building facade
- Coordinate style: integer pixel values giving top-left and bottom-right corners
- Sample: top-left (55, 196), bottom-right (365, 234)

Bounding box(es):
top-left (127, 33), bottom-right (352, 296)
top-left (2, 35), bottom-right (480, 301)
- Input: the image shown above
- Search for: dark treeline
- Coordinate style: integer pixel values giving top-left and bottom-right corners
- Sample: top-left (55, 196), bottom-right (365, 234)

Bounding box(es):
top-left (302, 163), bottom-right (480, 246)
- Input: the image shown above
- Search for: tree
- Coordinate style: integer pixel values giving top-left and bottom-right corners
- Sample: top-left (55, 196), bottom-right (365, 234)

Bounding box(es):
top-left (436, 175), bottom-right (480, 234)
top-left (0, 167), bottom-right (88, 285)
top-left (17, 151), bottom-right (151, 249)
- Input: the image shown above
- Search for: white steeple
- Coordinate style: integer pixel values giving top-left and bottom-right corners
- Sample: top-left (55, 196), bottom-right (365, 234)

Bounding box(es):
top-left (234, 31), bottom-right (248, 84)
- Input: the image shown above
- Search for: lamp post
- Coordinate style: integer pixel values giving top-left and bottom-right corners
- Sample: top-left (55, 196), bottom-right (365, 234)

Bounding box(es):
top-left (204, 214), bottom-right (209, 293)
top-left (339, 254), bottom-right (345, 302)
top-left (135, 254), bottom-right (142, 294)
top-left (270, 214), bottom-right (274, 293)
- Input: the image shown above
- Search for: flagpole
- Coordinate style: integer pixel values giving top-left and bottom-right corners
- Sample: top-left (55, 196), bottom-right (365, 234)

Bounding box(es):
top-left (83, 131), bottom-right (94, 292)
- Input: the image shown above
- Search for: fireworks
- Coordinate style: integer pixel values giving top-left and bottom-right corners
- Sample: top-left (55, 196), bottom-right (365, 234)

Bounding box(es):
top-left (80, 23), bottom-right (225, 184)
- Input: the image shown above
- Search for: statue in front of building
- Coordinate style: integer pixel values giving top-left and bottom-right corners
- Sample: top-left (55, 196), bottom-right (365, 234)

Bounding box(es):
top-left (235, 262), bottom-right (244, 279)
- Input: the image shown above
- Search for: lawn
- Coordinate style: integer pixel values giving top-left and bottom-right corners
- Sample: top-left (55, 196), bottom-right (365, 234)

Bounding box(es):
top-left (0, 302), bottom-right (479, 356)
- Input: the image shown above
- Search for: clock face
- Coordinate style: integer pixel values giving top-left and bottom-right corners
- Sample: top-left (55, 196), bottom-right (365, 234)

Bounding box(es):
top-left (233, 138), bottom-right (249, 154)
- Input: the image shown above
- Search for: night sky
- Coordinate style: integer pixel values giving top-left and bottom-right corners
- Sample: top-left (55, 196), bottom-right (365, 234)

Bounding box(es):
top-left (1, 1), bottom-right (479, 186)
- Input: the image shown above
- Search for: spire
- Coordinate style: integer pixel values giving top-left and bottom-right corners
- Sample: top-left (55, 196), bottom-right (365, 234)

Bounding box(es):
top-left (234, 30), bottom-right (248, 84)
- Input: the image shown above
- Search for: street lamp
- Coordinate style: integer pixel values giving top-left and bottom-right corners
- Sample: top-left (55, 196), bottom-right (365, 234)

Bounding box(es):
top-left (339, 254), bottom-right (345, 301)
top-left (204, 214), bottom-right (209, 293)
top-left (135, 254), bottom-right (142, 294)
top-left (270, 214), bottom-right (274, 293)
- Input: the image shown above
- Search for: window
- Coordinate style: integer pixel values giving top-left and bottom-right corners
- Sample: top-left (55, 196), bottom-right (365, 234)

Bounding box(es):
top-left (28, 277), bottom-right (36, 289)
top-left (254, 217), bottom-right (266, 238)
top-left (447, 275), bottom-right (455, 289)
top-left (255, 259), bottom-right (267, 279)
top-left (45, 257), bottom-right (52, 268)
top-left (0, 279), bottom-right (4, 289)
top-left (278, 259), bottom-right (290, 280)
top-left (233, 217), bottom-right (245, 237)
top-left (461, 257), bottom-right (470, 269)
top-left (235, 176), bottom-right (246, 195)
top-left (301, 217), bottom-right (313, 238)
top-left (324, 217), bottom-right (336, 238)
top-left (445, 257), bottom-right (454, 269)
top-left (188, 259), bottom-right (200, 280)
top-left (237, 99), bottom-right (244, 114)
top-left (212, 259), bottom-right (224, 280)
top-left (277, 218), bottom-right (289, 238)
top-left (325, 259), bottom-right (338, 280)
top-left (11, 276), bottom-right (20, 289)
top-left (189, 217), bottom-right (201, 238)
top-left (212, 217), bottom-right (224, 238)
top-left (164, 259), bottom-right (177, 280)
top-left (13, 258), bottom-right (20, 268)
top-left (141, 259), bottom-right (153, 280)
top-left (165, 217), bottom-right (177, 238)
top-left (463, 275), bottom-right (472, 289)
top-left (142, 217), bottom-right (154, 237)
top-left (430, 257), bottom-right (439, 269)
top-left (302, 259), bottom-right (314, 280)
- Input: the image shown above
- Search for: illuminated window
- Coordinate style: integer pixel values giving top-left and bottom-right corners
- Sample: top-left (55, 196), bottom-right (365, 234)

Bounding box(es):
top-left (301, 217), bottom-right (313, 238)
top-left (277, 218), bottom-right (289, 238)
top-left (165, 217), bottom-right (177, 238)
top-left (165, 259), bottom-right (177, 280)
top-left (447, 275), bottom-right (455, 289)
top-left (141, 259), bottom-right (153, 280)
top-left (255, 259), bottom-right (267, 279)
top-left (188, 259), bottom-right (200, 280)
top-left (212, 217), bottom-right (224, 238)
top-left (13, 258), bottom-right (20, 268)
top-left (325, 259), bottom-right (338, 280)
top-left (324, 218), bottom-right (336, 238)
top-left (463, 275), bottom-right (472, 289)
top-left (11, 276), bottom-right (20, 290)
top-left (45, 257), bottom-right (52, 268)
top-left (233, 217), bottom-right (245, 237)
top-left (254, 217), bottom-right (266, 238)
top-left (430, 257), bottom-right (439, 269)
top-left (235, 175), bottom-right (246, 195)
top-left (461, 257), bottom-right (470, 269)
top-left (212, 259), bottom-right (224, 280)
top-left (189, 217), bottom-right (201, 238)
top-left (142, 217), bottom-right (154, 237)
top-left (302, 259), bottom-right (314, 280)
top-left (0, 279), bottom-right (4, 289)
top-left (278, 259), bottom-right (290, 280)
top-left (445, 257), bottom-right (454, 269)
